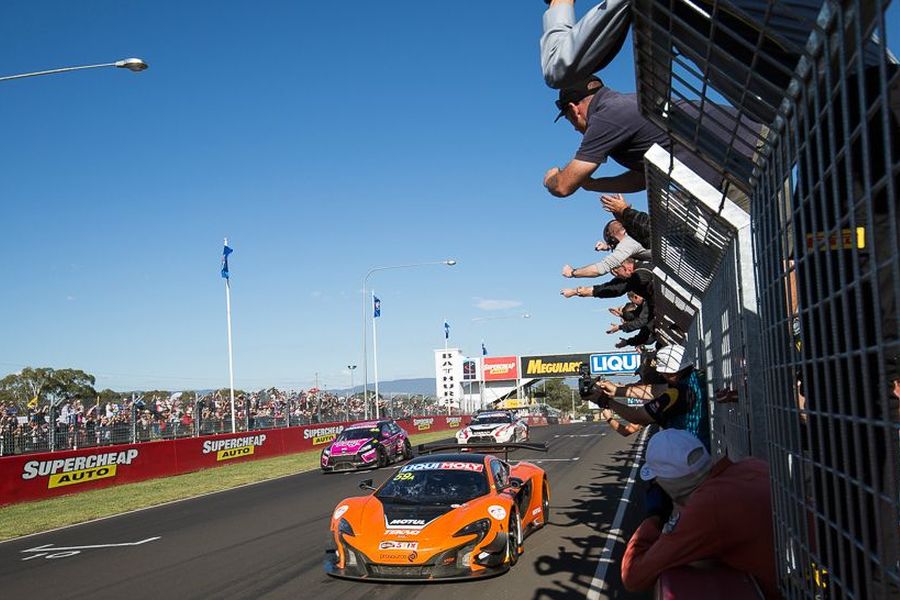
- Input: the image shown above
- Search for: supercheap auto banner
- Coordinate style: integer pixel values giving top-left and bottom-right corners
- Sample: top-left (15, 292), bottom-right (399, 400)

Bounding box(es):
top-left (0, 415), bottom-right (471, 506)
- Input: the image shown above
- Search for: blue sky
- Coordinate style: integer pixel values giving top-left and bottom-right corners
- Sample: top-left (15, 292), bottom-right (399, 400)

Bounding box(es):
top-left (1, 2), bottom-right (896, 392)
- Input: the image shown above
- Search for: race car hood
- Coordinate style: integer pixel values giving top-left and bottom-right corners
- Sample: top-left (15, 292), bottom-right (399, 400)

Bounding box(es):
top-left (329, 438), bottom-right (375, 455)
top-left (337, 495), bottom-right (512, 566)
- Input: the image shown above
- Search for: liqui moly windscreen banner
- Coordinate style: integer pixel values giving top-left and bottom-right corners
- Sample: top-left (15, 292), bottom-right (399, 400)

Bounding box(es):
top-left (482, 356), bottom-right (519, 381)
top-left (0, 415), bottom-right (471, 506)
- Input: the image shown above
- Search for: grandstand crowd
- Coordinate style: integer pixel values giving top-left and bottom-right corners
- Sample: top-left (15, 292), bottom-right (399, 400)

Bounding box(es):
top-left (0, 390), bottom-right (443, 456)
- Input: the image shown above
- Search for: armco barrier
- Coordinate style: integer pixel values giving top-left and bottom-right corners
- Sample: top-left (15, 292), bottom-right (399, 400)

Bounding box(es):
top-left (0, 415), bottom-right (470, 506)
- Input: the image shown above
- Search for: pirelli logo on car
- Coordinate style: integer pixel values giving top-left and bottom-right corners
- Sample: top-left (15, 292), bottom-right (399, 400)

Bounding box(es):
top-left (303, 425), bottom-right (344, 445)
top-left (21, 449), bottom-right (139, 489)
top-left (203, 434), bottom-right (267, 461)
top-left (520, 353), bottom-right (591, 378)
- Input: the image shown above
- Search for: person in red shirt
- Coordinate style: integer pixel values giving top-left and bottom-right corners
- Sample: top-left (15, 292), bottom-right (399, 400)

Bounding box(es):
top-left (621, 429), bottom-right (778, 599)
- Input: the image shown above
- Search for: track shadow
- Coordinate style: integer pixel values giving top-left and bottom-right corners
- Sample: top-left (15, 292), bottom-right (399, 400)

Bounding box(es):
top-left (529, 447), bottom-right (652, 600)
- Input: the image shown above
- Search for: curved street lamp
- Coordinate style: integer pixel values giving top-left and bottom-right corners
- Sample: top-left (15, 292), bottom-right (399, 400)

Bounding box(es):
top-left (0, 58), bottom-right (149, 82)
top-left (361, 260), bottom-right (457, 419)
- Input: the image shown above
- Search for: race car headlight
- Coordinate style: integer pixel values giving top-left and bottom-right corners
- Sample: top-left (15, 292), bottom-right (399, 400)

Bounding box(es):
top-left (322, 447), bottom-right (331, 456)
top-left (359, 440), bottom-right (375, 453)
top-left (453, 518), bottom-right (491, 538)
top-left (338, 518), bottom-right (355, 537)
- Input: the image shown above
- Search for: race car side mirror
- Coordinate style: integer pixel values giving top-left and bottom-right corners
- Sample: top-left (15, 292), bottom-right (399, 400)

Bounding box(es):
top-left (358, 478), bottom-right (376, 491)
top-left (508, 477), bottom-right (524, 491)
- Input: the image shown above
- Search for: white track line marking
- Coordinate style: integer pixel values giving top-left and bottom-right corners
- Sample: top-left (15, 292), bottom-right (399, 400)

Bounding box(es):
top-left (531, 457), bottom-right (581, 463)
top-left (586, 428), bottom-right (649, 600)
top-left (22, 537), bottom-right (161, 553)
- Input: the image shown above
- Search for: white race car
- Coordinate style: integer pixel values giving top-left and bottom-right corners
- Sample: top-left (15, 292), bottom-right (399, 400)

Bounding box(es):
top-left (456, 411), bottom-right (528, 445)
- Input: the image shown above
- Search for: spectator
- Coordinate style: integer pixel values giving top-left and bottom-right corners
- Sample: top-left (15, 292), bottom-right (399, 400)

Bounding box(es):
top-left (599, 193), bottom-right (651, 249)
top-left (560, 257), bottom-right (654, 302)
top-left (542, 77), bottom-right (734, 197)
top-left (562, 217), bottom-right (651, 279)
top-left (607, 291), bottom-right (652, 337)
top-left (621, 428), bottom-right (777, 599)
top-left (592, 344), bottom-right (710, 449)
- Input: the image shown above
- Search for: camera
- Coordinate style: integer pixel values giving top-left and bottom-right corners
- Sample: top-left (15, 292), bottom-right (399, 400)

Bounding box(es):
top-left (578, 362), bottom-right (610, 408)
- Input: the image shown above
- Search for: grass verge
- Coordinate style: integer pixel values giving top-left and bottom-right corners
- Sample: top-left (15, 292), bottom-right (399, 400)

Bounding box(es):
top-left (0, 429), bottom-right (456, 541)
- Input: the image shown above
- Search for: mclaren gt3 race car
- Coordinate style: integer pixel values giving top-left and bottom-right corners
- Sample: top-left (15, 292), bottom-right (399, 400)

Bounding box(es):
top-left (321, 420), bottom-right (412, 473)
top-left (456, 410), bottom-right (528, 445)
top-left (325, 443), bottom-right (550, 582)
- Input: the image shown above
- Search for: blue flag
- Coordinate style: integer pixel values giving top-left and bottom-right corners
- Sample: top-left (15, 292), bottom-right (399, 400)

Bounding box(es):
top-left (482, 341), bottom-right (487, 356)
top-left (221, 244), bottom-right (233, 279)
top-left (373, 296), bottom-right (381, 318)
top-left (444, 320), bottom-right (450, 340)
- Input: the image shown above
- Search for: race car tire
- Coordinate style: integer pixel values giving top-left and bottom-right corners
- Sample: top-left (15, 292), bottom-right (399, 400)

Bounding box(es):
top-left (541, 482), bottom-right (550, 525)
top-left (402, 439), bottom-right (413, 460)
top-left (376, 447), bottom-right (389, 468)
top-left (506, 508), bottom-right (522, 566)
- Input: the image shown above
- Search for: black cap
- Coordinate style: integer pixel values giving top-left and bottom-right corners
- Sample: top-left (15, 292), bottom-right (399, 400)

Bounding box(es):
top-left (554, 76), bottom-right (603, 122)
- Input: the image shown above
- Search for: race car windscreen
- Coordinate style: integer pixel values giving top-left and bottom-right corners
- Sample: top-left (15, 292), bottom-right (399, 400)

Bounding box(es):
top-left (376, 461), bottom-right (489, 505)
top-left (336, 428), bottom-right (378, 441)
top-left (471, 414), bottom-right (512, 425)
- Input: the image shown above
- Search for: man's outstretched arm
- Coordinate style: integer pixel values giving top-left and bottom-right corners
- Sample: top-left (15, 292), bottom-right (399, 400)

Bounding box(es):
top-left (582, 169), bottom-right (646, 193)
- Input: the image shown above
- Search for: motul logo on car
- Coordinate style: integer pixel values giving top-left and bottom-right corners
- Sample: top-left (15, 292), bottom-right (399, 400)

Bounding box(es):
top-left (388, 519), bottom-right (426, 526)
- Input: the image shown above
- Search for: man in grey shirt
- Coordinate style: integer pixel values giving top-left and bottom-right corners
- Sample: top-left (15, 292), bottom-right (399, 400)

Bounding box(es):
top-left (561, 218), bottom-right (650, 278)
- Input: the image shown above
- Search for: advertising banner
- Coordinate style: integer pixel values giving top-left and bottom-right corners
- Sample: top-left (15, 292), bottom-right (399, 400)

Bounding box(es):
top-left (0, 415), bottom-right (471, 506)
top-left (482, 356), bottom-right (519, 381)
top-left (519, 353), bottom-right (592, 378)
top-left (589, 351), bottom-right (642, 376)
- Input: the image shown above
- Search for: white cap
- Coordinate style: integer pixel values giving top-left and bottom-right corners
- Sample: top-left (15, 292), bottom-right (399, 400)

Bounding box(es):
top-left (655, 344), bottom-right (692, 374)
top-left (640, 429), bottom-right (711, 481)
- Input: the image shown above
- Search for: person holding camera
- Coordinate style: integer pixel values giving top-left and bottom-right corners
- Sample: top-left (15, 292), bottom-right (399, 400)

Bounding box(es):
top-left (585, 344), bottom-right (710, 450)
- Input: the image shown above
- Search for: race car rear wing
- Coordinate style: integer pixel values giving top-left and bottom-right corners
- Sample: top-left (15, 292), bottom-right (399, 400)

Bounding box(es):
top-left (417, 442), bottom-right (549, 461)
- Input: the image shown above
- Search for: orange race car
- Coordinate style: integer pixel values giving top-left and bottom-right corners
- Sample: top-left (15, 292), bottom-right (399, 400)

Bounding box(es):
top-left (324, 443), bottom-right (550, 581)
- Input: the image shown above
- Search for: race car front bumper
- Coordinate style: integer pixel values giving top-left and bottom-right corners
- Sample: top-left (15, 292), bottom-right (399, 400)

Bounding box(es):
top-left (320, 449), bottom-right (378, 472)
top-left (324, 534), bottom-right (510, 582)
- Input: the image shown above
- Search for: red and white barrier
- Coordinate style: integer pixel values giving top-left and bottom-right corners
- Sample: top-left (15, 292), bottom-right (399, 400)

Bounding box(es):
top-left (0, 415), bottom-right (470, 506)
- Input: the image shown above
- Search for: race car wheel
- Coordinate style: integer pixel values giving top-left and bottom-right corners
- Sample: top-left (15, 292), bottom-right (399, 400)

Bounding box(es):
top-left (376, 446), bottom-right (389, 468)
top-left (541, 482), bottom-right (550, 525)
top-left (402, 439), bottom-right (413, 460)
top-left (506, 508), bottom-right (522, 566)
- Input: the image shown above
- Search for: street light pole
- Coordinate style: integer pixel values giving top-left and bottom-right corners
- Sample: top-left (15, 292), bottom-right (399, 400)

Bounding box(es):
top-left (0, 58), bottom-right (149, 82)
top-left (347, 365), bottom-right (357, 422)
top-left (361, 260), bottom-right (457, 420)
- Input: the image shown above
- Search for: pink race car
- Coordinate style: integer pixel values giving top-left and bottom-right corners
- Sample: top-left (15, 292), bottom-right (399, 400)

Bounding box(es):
top-left (320, 419), bottom-right (412, 473)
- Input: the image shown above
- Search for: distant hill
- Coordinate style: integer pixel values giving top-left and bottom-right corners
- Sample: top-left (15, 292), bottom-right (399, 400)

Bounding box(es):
top-left (331, 378), bottom-right (436, 396)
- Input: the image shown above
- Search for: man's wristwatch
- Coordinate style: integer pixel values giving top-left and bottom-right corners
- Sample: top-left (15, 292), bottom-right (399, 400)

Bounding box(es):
top-left (570, 268), bottom-right (577, 277)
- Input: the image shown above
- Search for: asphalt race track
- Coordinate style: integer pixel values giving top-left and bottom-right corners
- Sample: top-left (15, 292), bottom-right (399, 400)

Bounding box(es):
top-left (0, 423), bottom-right (652, 600)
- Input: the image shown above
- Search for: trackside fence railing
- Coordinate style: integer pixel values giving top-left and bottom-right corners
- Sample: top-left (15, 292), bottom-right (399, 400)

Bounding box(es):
top-left (633, 0), bottom-right (899, 597)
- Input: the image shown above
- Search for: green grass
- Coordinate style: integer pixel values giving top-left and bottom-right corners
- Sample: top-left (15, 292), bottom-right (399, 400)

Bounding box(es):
top-left (0, 429), bottom-right (456, 541)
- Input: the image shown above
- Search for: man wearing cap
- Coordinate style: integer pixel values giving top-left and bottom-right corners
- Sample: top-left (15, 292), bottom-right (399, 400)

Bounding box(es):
top-left (592, 344), bottom-right (711, 449)
top-left (542, 76), bottom-right (724, 198)
top-left (561, 218), bottom-right (651, 279)
top-left (620, 428), bottom-right (778, 598)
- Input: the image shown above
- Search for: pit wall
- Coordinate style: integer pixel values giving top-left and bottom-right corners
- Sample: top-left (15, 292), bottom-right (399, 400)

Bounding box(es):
top-left (0, 415), bottom-right (471, 506)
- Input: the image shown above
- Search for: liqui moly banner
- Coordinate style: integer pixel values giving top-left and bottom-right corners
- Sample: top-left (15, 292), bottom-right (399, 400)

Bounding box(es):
top-left (589, 351), bottom-right (641, 375)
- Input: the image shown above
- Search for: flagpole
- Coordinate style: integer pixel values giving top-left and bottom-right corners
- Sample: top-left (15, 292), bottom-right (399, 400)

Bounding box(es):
top-left (372, 290), bottom-right (380, 420)
top-left (224, 238), bottom-right (236, 434)
top-left (480, 342), bottom-right (485, 412)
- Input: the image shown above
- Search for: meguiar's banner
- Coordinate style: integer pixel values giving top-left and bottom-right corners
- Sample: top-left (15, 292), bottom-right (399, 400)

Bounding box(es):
top-left (0, 415), bottom-right (471, 506)
top-left (519, 353), bottom-right (592, 378)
